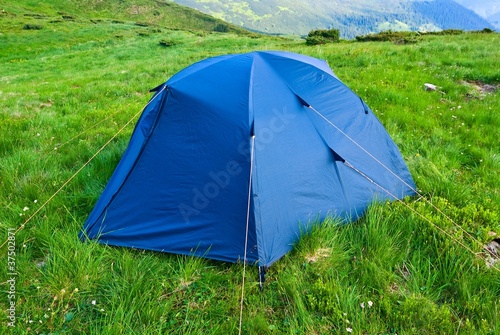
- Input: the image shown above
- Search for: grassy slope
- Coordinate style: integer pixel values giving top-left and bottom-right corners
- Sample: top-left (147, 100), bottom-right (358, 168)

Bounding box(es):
top-left (1, 1), bottom-right (499, 334)
top-left (0, 0), bottom-right (251, 34)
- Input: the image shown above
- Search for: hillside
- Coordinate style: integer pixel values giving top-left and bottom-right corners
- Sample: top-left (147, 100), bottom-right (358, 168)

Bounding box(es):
top-left (454, 0), bottom-right (500, 29)
top-left (489, 11), bottom-right (500, 29)
top-left (453, 0), bottom-right (500, 18)
top-left (0, 0), bottom-right (251, 35)
top-left (1, 0), bottom-right (499, 334)
top-left (172, 0), bottom-right (495, 38)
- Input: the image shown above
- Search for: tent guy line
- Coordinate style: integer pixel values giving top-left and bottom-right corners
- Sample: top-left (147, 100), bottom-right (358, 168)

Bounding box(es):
top-left (40, 87), bottom-right (163, 158)
top-left (52, 106), bottom-right (128, 153)
top-left (0, 86), bottom-right (167, 250)
top-left (289, 91), bottom-right (499, 266)
top-left (239, 135), bottom-right (256, 335)
top-left (306, 102), bottom-right (488, 256)
top-left (341, 156), bottom-right (491, 266)
top-left (306, 102), bottom-right (415, 193)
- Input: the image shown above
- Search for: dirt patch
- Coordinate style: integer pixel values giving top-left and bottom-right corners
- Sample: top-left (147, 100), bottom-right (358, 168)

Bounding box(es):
top-left (304, 248), bottom-right (331, 263)
top-left (461, 80), bottom-right (499, 99)
top-left (388, 282), bottom-right (401, 294)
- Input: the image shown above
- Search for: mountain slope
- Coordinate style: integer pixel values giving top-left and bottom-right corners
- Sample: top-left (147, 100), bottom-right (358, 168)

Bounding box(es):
top-left (172, 0), bottom-right (495, 38)
top-left (0, 0), bottom-right (251, 35)
top-left (453, 0), bottom-right (500, 18)
top-left (412, 0), bottom-right (496, 30)
top-left (453, 0), bottom-right (500, 29)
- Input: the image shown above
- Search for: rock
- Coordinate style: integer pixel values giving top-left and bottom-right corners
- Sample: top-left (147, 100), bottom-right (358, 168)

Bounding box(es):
top-left (424, 83), bottom-right (437, 91)
top-left (485, 238), bottom-right (500, 268)
top-left (485, 239), bottom-right (500, 256)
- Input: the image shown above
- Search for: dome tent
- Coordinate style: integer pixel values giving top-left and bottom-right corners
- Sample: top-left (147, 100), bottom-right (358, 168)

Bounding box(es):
top-left (81, 51), bottom-right (416, 268)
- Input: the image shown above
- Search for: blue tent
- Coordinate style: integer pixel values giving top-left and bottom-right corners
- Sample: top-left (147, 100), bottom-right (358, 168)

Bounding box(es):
top-left (82, 51), bottom-right (415, 267)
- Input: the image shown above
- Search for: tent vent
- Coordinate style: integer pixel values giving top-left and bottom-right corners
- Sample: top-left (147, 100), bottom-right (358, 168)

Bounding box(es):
top-left (295, 93), bottom-right (311, 108)
top-left (359, 98), bottom-right (369, 114)
top-left (149, 83), bottom-right (165, 92)
top-left (331, 149), bottom-right (345, 163)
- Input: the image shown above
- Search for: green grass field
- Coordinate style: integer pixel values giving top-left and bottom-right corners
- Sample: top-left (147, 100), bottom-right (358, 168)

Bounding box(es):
top-left (1, 1), bottom-right (499, 334)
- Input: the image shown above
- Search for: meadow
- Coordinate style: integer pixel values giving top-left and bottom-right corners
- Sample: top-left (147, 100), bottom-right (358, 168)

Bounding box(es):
top-left (1, 1), bottom-right (499, 334)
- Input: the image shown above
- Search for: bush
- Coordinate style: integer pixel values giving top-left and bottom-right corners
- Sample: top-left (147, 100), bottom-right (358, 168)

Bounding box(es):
top-left (356, 30), bottom-right (420, 44)
top-left (419, 29), bottom-right (464, 36)
top-left (159, 39), bottom-right (178, 47)
top-left (306, 28), bottom-right (340, 45)
top-left (23, 24), bottom-right (43, 30)
top-left (440, 29), bottom-right (464, 35)
top-left (392, 35), bottom-right (420, 45)
top-left (480, 28), bottom-right (494, 34)
top-left (213, 23), bottom-right (229, 33)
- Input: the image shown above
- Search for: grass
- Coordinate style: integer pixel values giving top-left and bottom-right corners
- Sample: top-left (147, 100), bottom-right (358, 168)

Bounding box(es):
top-left (1, 1), bottom-right (499, 334)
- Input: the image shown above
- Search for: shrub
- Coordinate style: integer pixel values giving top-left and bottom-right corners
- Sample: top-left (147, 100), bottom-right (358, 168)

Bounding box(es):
top-left (23, 13), bottom-right (46, 19)
top-left (213, 23), bottom-right (229, 33)
top-left (392, 35), bottom-right (420, 45)
top-left (306, 28), bottom-right (340, 45)
top-left (419, 29), bottom-right (464, 36)
top-left (441, 29), bottom-right (464, 35)
top-left (23, 23), bottom-right (43, 30)
top-left (480, 28), bottom-right (494, 34)
top-left (356, 30), bottom-right (420, 44)
top-left (159, 39), bottom-right (178, 47)
top-left (393, 294), bottom-right (454, 333)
